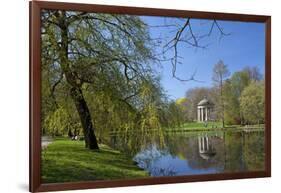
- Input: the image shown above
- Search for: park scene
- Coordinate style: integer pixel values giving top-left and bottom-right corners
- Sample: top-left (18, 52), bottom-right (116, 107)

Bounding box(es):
top-left (40, 10), bottom-right (265, 183)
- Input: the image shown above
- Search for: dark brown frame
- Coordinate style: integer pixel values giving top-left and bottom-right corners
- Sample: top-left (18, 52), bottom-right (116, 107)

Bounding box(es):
top-left (29, 1), bottom-right (271, 192)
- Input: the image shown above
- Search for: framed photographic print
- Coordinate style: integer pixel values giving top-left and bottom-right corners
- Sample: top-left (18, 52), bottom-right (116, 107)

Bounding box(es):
top-left (29, 0), bottom-right (271, 192)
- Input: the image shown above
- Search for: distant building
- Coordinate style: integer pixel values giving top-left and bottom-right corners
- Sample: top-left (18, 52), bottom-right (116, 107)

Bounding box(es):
top-left (197, 97), bottom-right (214, 122)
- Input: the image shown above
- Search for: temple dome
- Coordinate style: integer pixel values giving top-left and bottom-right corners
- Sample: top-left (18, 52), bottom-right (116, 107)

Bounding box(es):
top-left (197, 97), bottom-right (213, 106)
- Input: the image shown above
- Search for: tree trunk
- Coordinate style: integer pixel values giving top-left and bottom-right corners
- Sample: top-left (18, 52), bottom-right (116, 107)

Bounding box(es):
top-left (70, 86), bottom-right (99, 149)
top-left (220, 77), bottom-right (225, 128)
top-left (68, 128), bottom-right (73, 138)
top-left (57, 11), bottom-right (99, 149)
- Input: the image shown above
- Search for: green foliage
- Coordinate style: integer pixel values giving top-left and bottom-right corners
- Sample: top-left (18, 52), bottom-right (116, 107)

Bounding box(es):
top-left (224, 71), bottom-right (251, 124)
top-left (41, 10), bottom-right (175, 141)
top-left (43, 106), bottom-right (75, 136)
top-left (40, 10), bottom-right (265, 149)
top-left (182, 65), bottom-right (264, 127)
top-left (175, 97), bottom-right (189, 121)
top-left (165, 101), bottom-right (185, 128)
top-left (240, 81), bottom-right (265, 124)
top-left (224, 68), bottom-right (264, 125)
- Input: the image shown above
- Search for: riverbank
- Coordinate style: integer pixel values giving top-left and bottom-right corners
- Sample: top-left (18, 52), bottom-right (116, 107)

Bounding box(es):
top-left (42, 138), bottom-right (148, 183)
top-left (165, 122), bottom-right (264, 132)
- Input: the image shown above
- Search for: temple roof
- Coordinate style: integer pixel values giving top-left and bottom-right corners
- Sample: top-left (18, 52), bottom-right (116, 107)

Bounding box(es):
top-left (197, 97), bottom-right (213, 106)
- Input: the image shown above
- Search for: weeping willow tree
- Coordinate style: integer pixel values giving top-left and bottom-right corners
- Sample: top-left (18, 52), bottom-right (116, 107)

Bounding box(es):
top-left (41, 10), bottom-right (169, 149)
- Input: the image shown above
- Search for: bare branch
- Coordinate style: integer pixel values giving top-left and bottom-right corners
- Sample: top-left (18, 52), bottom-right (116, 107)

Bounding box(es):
top-left (164, 18), bottom-right (229, 82)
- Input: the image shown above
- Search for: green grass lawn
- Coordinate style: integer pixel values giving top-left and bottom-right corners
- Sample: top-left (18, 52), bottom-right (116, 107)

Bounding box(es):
top-left (165, 121), bottom-right (264, 132)
top-left (182, 121), bottom-right (223, 129)
top-left (165, 121), bottom-right (223, 132)
top-left (41, 138), bottom-right (148, 183)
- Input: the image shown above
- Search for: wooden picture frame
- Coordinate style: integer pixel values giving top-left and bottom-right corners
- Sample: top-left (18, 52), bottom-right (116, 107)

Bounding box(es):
top-left (30, 0), bottom-right (271, 192)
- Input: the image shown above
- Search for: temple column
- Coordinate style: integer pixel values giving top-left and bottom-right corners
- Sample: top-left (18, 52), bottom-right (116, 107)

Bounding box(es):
top-left (206, 136), bottom-right (209, 150)
top-left (198, 136), bottom-right (202, 152)
top-left (201, 108), bottom-right (204, 122)
top-left (198, 108), bottom-right (200, 122)
top-left (202, 137), bottom-right (205, 152)
top-left (205, 107), bottom-right (208, 121)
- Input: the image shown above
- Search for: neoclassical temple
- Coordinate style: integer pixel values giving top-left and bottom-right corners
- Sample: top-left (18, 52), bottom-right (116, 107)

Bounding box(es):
top-left (197, 97), bottom-right (214, 122)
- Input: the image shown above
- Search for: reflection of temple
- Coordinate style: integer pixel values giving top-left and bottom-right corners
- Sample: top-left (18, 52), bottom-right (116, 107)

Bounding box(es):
top-left (197, 97), bottom-right (214, 122)
top-left (198, 135), bottom-right (216, 160)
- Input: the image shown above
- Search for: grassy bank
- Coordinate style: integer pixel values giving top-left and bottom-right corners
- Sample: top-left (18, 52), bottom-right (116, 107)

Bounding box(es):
top-left (165, 122), bottom-right (264, 132)
top-left (42, 138), bottom-right (148, 183)
top-left (165, 121), bottom-right (223, 132)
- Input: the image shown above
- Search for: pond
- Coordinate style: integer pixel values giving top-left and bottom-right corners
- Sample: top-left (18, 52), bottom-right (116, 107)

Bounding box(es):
top-left (108, 130), bottom-right (265, 177)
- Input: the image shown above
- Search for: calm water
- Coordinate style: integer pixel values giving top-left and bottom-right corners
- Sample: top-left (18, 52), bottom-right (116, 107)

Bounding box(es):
top-left (108, 130), bottom-right (265, 177)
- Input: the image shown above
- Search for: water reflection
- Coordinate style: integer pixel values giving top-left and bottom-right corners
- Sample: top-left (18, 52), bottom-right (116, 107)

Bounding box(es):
top-left (198, 135), bottom-right (216, 160)
top-left (108, 130), bottom-right (265, 177)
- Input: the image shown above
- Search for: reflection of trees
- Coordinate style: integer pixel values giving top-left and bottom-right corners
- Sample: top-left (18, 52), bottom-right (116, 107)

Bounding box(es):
top-left (222, 131), bottom-right (264, 172)
top-left (165, 132), bottom-right (225, 170)
top-left (223, 131), bottom-right (245, 172)
top-left (107, 129), bottom-right (265, 175)
top-left (164, 131), bottom-right (265, 173)
top-left (107, 128), bottom-right (166, 156)
top-left (242, 132), bottom-right (265, 171)
top-left (209, 131), bottom-right (263, 172)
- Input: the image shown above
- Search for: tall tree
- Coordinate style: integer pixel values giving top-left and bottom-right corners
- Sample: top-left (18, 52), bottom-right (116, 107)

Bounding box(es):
top-left (240, 81), bottom-right (265, 125)
top-left (41, 10), bottom-right (156, 149)
top-left (212, 60), bottom-right (230, 128)
top-left (243, 66), bottom-right (263, 81)
top-left (223, 67), bottom-right (262, 125)
top-left (224, 71), bottom-right (250, 124)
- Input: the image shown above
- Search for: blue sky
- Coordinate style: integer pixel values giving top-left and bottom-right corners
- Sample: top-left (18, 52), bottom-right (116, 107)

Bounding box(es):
top-left (141, 16), bottom-right (265, 100)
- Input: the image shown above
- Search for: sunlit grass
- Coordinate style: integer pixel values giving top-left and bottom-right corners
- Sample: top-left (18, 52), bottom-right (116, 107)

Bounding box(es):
top-left (41, 138), bottom-right (148, 183)
top-left (165, 121), bottom-right (223, 132)
top-left (182, 121), bottom-right (223, 129)
top-left (166, 121), bottom-right (264, 132)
